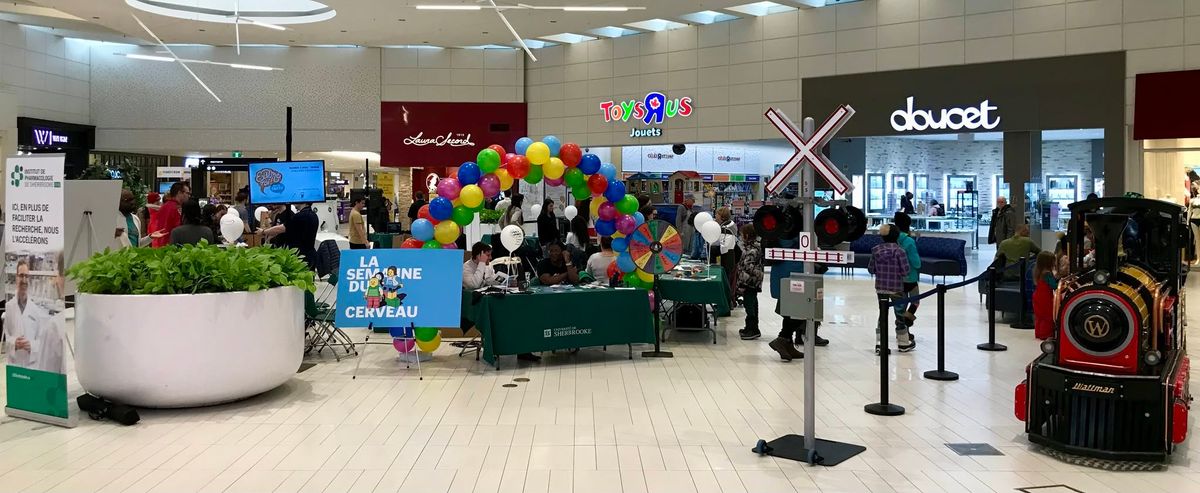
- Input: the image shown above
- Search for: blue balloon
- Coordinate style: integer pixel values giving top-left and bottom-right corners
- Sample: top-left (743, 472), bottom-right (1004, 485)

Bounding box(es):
top-left (617, 252), bottom-right (636, 273)
top-left (542, 135), bottom-right (562, 157)
top-left (457, 162), bottom-right (482, 185)
top-left (514, 137), bottom-right (534, 155)
top-left (411, 218), bottom-right (435, 241)
top-left (388, 326), bottom-right (414, 339)
top-left (633, 211), bottom-right (645, 227)
top-left (578, 153), bottom-right (601, 175)
top-left (603, 180), bottom-right (626, 203)
top-left (429, 197), bottom-right (454, 221)
top-left (612, 237), bottom-right (629, 252)
top-left (598, 163), bottom-right (617, 181)
top-left (594, 219), bottom-right (616, 237)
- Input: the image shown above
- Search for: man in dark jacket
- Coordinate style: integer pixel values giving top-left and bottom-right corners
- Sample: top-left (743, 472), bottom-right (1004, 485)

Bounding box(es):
top-left (407, 192), bottom-right (427, 227)
top-left (988, 196), bottom-right (1020, 244)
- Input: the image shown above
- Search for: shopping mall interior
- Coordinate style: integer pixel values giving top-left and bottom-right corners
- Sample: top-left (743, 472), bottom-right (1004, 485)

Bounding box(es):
top-left (1, 1), bottom-right (1199, 492)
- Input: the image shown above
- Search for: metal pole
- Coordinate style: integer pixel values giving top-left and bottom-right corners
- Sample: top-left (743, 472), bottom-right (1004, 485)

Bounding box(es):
top-left (800, 117), bottom-right (817, 452)
top-left (285, 106), bottom-right (293, 161)
top-left (1013, 255), bottom-right (1032, 329)
top-left (865, 296), bottom-right (904, 415)
top-left (978, 266), bottom-right (1008, 351)
top-left (924, 284), bottom-right (959, 381)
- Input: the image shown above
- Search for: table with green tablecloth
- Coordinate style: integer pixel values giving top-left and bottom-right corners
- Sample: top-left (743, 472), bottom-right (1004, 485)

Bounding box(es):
top-left (461, 286), bottom-right (655, 368)
top-left (369, 232), bottom-right (402, 248)
top-left (656, 266), bottom-right (732, 317)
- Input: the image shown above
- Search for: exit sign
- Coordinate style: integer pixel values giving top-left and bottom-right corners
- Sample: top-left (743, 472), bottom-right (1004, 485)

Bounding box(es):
top-left (232, 151), bottom-right (243, 158)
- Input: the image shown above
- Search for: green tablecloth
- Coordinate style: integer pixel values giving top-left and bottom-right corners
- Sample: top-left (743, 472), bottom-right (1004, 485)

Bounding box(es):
top-left (462, 286), bottom-right (655, 367)
top-left (656, 266), bottom-right (732, 317)
top-left (369, 232), bottom-right (401, 248)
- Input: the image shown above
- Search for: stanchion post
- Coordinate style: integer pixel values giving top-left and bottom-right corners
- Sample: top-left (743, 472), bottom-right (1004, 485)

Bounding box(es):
top-left (865, 296), bottom-right (905, 416)
top-left (642, 275), bottom-right (673, 358)
top-left (1012, 255), bottom-right (1033, 329)
top-left (978, 266), bottom-right (1008, 351)
top-left (923, 283), bottom-right (959, 381)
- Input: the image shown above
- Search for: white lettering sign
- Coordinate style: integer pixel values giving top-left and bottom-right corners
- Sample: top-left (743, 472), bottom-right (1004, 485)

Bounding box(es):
top-left (403, 132), bottom-right (476, 148)
top-left (889, 96), bottom-right (1000, 132)
top-left (32, 128), bottom-right (68, 146)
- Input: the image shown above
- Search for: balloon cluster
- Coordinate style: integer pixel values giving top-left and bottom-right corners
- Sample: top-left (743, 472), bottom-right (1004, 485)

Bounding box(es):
top-left (390, 326), bottom-right (441, 353)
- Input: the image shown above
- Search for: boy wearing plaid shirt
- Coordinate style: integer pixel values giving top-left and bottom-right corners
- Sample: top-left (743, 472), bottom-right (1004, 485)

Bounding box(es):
top-left (868, 224), bottom-right (916, 354)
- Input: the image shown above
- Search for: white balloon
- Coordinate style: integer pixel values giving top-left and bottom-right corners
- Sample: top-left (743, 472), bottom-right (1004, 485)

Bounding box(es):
top-left (500, 225), bottom-right (525, 252)
top-left (700, 221), bottom-right (722, 244)
top-left (254, 206), bottom-right (269, 223)
top-left (225, 207), bottom-right (240, 219)
top-left (220, 215), bottom-right (244, 244)
top-left (564, 205), bottom-right (578, 221)
top-left (530, 204), bottom-right (543, 218)
top-left (693, 212), bottom-right (713, 228)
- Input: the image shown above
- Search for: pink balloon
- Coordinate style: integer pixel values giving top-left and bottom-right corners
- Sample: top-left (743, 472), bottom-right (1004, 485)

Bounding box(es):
top-left (648, 291), bottom-right (655, 311)
top-left (479, 173), bottom-right (501, 197)
top-left (442, 242), bottom-right (458, 249)
top-left (393, 338), bottom-right (415, 353)
top-left (437, 177), bottom-right (461, 200)
top-left (598, 201), bottom-right (617, 221)
top-left (616, 214), bottom-right (637, 235)
top-left (545, 176), bottom-right (565, 187)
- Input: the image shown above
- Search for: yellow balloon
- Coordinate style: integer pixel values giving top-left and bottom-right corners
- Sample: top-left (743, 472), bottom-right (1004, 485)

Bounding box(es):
top-left (434, 221), bottom-right (460, 244)
top-left (452, 198), bottom-right (462, 207)
top-left (635, 268), bottom-right (654, 283)
top-left (526, 141), bottom-right (550, 165)
top-left (460, 184), bottom-right (484, 208)
top-left (496, 168), bottom-right (514, 191)
top-left (612, 231), bottom-right (626, 239)
top-left (589, 196), bottom-right (607, 218)
top-left (416, 334), bottom-right (441, 353)
top-left (544, 157), bottom-right (565, 180)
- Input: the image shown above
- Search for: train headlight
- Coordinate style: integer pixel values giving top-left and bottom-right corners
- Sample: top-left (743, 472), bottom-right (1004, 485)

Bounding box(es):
top-left (1040, 339), bottom-right (1056, 355)
top-left (1094, 270), bottom-right (1110, 285)
top-left (1145, 350), bottom-right (1162, 366)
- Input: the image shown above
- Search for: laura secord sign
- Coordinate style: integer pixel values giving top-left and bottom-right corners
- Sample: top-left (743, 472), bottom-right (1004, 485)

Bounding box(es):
top-left (380, 102), bottom-right (527, 167)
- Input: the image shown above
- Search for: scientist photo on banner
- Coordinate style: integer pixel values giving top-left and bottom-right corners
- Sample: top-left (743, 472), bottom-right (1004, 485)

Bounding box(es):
top-left (3, 254), bottom-right (66, 374)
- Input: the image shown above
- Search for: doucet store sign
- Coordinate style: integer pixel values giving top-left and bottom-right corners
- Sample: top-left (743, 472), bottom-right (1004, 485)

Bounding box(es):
top-left (889, 96), bottom-right (1000, 133)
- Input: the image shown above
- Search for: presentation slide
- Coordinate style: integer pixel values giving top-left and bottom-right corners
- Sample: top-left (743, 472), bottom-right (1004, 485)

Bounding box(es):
top-left (249, 160), bottom-right (327, 205)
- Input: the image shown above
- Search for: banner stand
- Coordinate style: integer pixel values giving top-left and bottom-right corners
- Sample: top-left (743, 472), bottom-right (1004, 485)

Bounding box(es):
top-left (4, 406), bottom-right (75, 428)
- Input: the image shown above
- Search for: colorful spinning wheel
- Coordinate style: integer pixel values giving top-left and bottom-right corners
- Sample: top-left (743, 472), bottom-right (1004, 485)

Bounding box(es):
top-left (628, 220), bottom-right (683, 275)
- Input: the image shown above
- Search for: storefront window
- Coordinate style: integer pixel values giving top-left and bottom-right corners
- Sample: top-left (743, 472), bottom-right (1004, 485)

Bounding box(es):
top-left (913, 174), bottom-right (929, 212)
top-left (867, 173), bottom-right (885, 213)
top-left (946, 174), bottom-right (977, 216)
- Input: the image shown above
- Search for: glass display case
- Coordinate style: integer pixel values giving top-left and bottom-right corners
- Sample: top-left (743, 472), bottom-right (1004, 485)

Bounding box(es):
top-left (867, 173), bottom-right (885, 213)
top-left (1046, 174), bottom-right (1079, 210)
top-left (914, 173), bottom-right (931, 211)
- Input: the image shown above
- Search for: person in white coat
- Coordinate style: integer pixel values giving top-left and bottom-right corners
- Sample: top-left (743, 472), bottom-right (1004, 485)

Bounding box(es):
top-left (463, 242), bottom-right (503, 290)
top-left (4, 258), bottom-right (64, 374)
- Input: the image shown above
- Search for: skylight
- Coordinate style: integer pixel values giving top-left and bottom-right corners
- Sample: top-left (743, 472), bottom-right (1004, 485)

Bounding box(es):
top-left (518, 39), bottom-right (558, 49)
top-left (726, 1), bottom-right (797, 17)
top-left (540, 32), bottom-right (597, 44)
top-left (588, 26), bottom-right (640, 38)
top-left (678, 10), bottom-right (739, 25)
top-left (623, 18), bottom-right (687, 32)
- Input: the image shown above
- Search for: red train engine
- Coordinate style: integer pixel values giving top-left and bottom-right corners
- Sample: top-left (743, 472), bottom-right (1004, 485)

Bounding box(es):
top-left (1015, 197), bottom-right (1193, 461)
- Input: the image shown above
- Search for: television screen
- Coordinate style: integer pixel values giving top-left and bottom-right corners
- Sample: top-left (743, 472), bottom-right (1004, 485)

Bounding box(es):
top-left (158, 182), bottom-right (172, 194)
top-left (248, 160), bottom-right (326, 205)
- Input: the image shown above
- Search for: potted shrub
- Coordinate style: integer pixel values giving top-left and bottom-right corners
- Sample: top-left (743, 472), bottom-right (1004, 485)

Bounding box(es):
top-left (68, 243), bottom-right (315, 408)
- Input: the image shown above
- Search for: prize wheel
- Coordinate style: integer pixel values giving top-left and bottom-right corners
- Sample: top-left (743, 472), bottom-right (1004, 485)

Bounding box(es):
top-left (753, 205), bottom-right (785, 241)
top-left (844, 205), bottom-right (868, 242)
top-left (628, 219), bottom-right (683, 275)
top-left (814, 208), bottom-right (849, 248)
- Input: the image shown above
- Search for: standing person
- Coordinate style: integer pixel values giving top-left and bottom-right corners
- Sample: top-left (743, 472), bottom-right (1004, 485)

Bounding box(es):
top-left (713, 207), bottom-right (740, 304)
top-left (264, 203), bottom-right (320, 269)
top-left (139, 191), bottom-right (161, 240)
top-left (585, 236), bottom-right (618, 281)
top-left (537, 199), bottom-right (560, 249)
top-left (988, 196), bottom-right (1020, 244)
top-left (1032, 251), bottom-right (1058, 340)
top-left (900, 191), bottom-right (915, 214)
top-left (151, 181), bottom-right (190, 247)
top-left (348, 196), bottom-right (369, 249)
top-left (567, 199), bottom-right (590, 252)
top-left (463, 242), bottom-right (502, 289)
top-left (893, 212), bottom-right (922, 332)
top-left (115, 189), bottom-right (164, 248)
top-left (868, 225), bottom-right (915, 354)
top-left (407, 192), bottom-right (427, 229)
top-left (170, 200), bottom-right (216, 246)
top-left (736, 224), bottom-right (765, 340)
top-left (232, 190), bottom-right (251, 234)
top-left (3, 258), bottom-right (64, 373)
top-left (495, 195), bottom-right (524, 257)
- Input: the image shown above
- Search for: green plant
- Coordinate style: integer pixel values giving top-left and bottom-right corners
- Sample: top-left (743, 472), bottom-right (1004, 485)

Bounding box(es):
top-left (68, 242), bottom-right (316, 295)
top-left (480, 208), bottom-right (504, 224)
top-left (77, 160), bottom-right (149, 206)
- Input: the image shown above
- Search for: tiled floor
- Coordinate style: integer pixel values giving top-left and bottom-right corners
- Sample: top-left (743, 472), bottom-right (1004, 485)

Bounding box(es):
top-left (2, 249), bottom-right (1199, 492)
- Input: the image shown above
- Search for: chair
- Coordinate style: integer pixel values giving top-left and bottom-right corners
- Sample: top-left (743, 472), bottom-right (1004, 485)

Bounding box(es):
top-left (305, 272), bottom-right (357, 361)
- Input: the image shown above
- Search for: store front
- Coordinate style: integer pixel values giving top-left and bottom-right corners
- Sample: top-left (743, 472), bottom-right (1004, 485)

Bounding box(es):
top-left (16, 117), bottom-right (95, 178)
top-left (1133, 68), bottom-right (1200, 205)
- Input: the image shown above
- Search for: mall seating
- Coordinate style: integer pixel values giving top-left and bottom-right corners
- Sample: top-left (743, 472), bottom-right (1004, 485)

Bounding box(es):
top-left (844, 234), bottom-right (967, 282)
top-left (979, 255), bottom-right (1035, 321)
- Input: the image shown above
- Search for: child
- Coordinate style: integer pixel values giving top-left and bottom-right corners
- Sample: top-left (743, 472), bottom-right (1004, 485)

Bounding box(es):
top-left (893, 212), bottom-right (922, 335)
top-left (1032, 251), bottom-right (1058, 340)
top-left (737, 224), bottom-right (765, 340)
top-left (868, 225), bottom-right (914, 354)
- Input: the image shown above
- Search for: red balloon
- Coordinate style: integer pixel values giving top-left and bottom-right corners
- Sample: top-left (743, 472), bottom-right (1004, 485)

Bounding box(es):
top-left (503, 152), bottom-right (517, 166)
top-left (401, 238), bottom-right (424, 249)
top-left (418, 204), bottom-right (438, 224)
top-left (489, 144), bottom-right (507, 161)
top-left (606, 260), bottom-right (619, 279)
top-left (559, 143), bottom-right (582, 167)
top-left (508, 155), bottom-right (531, 179)
top-left (587, 173), bottom-right (609, 194)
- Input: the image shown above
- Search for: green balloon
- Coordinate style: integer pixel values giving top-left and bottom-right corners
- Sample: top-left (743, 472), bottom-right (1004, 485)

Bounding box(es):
top-left (423, 240), bottom-right (441, 249)
top-left (616, 194), bottom-right (639, 215)
top-left (564, 168), bottom-right (586, 188)
top-left (451, 205), bottom-right (475, 226)
top-left (414, 327), bottom-right (439, 342)
top-left (572, 185), bottom-right (591, 201)
top-left (624, 274), bottom-right (645, 289)
top-left (477, 149), bottom-right (501, 174)
top-left (524, 164), bottom-right (544, 184)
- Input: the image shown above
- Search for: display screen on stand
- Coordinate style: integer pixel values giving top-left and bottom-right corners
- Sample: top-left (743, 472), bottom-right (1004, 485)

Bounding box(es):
top-left (248, 160), bottom-right (327, 205)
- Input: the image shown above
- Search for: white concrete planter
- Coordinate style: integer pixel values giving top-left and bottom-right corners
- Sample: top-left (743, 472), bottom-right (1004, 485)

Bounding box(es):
top-left (75, 286), bottom-right (305, 408)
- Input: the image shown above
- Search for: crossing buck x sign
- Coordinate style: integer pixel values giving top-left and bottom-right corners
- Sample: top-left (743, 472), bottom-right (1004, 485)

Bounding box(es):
top-left (764, 105), bottom-right (856, 196)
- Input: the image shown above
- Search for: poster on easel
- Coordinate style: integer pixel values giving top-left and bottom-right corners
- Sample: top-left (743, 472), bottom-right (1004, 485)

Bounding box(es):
top-left (4, 153), bottom-right (73, 427)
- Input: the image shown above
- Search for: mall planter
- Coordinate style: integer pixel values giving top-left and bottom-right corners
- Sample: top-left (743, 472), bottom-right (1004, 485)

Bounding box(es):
top-left (75, 286), bottom-right (305, 408)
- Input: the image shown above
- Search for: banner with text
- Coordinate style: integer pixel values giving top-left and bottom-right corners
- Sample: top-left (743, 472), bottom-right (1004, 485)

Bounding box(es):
top-left (4, 154), bottom-right (71, 426)
top-left (336, 249), bottom-right (463, 329)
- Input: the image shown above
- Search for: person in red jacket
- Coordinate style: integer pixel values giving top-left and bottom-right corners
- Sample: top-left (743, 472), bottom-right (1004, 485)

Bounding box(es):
top-left (151, 181), bottom-right (191, 248)
top-left (1032, 251), bottom-right (1058, 340)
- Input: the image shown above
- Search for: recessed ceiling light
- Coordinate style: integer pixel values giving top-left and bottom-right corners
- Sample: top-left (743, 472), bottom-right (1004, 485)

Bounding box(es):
top-left (398, 18), bottom-right (406, 21)
top-left (549, 20), bottom-right (557, 23)
top-left (198, 28), bottom-right (205, 31)
top-left (340, 30), bottom-right (347, 32)
top-left (92, 16), bottom-right (100, 19)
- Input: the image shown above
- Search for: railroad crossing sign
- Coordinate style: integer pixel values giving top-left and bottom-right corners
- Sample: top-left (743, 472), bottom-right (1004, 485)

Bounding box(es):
top-left (764, 105), bottom-right (856, 196)
top-left (765, 232), bottom-right (855, 265)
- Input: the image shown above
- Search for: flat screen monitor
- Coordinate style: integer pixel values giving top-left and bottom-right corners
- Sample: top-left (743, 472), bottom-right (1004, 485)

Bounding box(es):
top-left (158, 182), bottom-right (172, 194)
top-left (248, 160), bottom-right (326, 205)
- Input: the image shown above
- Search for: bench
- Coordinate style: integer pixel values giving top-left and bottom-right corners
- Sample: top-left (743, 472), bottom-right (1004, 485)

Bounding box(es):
top-left (843, 234), bottom-right (968, 283)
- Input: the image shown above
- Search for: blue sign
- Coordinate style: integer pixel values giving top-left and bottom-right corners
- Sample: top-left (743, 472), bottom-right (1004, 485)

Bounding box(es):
top-left (335, 249), bottom-right (463, 329)
top-left (745, 175), bottom-right (760, 182)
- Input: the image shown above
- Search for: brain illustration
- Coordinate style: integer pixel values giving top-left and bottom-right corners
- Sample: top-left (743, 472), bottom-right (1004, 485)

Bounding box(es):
top-left (255, 168), bottom-right (284, 193)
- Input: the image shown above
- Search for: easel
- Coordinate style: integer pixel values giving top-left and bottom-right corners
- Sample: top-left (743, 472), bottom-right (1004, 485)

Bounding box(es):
top-left (65, 210), bottom-right (101, 309)
top-left (352, 322), bottom-right (424, 380)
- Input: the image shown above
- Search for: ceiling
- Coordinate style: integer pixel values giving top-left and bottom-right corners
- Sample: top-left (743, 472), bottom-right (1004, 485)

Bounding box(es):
top-left (17, 1), bottom-right (831, 48)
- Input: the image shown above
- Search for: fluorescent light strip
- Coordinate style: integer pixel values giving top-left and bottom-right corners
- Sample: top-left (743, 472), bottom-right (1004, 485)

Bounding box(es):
top-left (120, 53), bottom-right (282, 71)
top-left (417, 4), bottom-right (643, 11)
top-left (125, 53), bottom-right (174, 62)
top-left (489, 0), bottom-right (536, 62)
top-left (131, 13), bottom-right (222, 102)
top-left (239, 18), bottom-right (286, 31)
top-left (416, 5), bottom-right (482, 9)
top-left (562, 6), bottom-right (628, 11)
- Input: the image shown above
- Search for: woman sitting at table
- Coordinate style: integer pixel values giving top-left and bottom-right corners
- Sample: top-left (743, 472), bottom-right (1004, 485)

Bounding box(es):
top-left (586, 236), bottom-right (618, 282)
top-left (538, 242), bottom-right (580, 286)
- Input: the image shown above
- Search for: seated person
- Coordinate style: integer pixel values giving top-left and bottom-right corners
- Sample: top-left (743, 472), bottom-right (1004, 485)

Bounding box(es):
top-left (585, 236), bottom-right (618, 282)
top-left (463, 242), bottom-right (503, 289)
top-left (170, 200), bottom-right (216, 246)
top-left (995, 224), bottom-right (1041, 278)
top-left (538, 242), bottom-right (580, 286)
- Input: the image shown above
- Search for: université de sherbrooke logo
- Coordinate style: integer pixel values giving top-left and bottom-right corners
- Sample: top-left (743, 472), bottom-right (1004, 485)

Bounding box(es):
top-left (10, 165), bottom-right (23, 187)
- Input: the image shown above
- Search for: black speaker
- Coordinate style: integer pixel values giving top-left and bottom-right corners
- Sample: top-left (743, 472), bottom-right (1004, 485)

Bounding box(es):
top-left (77, 394), bottom-right (140, 425)
top-left (672, 144), bottom-right (686, 155)
top-left (351, 188), bottom-right (387, 232)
